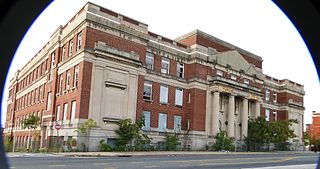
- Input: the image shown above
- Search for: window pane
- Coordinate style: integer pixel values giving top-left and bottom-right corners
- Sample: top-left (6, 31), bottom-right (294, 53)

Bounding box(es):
top-left (63, 103), bottom-right (68, 122)
top-left (160, 85), bottom-right (168, 103)
top-left (71, 101), bottom-right (76, 120)
top-left (175, 88), bottom-right (183, 106)
top-left (143, 81), bottom-right (152, 100)
top-left (161, 58), bottom-right (169, 74)
top-left (146, 53), bottom-right (154, 70)
top-left (174, 115), bottom-right (182, 133)
top-left (265, 109), bottom-right (270, 121)
top-left (143, 111), bottom-right (151, 131)
top-left (158, 113), bottom-right (167, 132)
top-left (56, 105), bottom-right (60, 121)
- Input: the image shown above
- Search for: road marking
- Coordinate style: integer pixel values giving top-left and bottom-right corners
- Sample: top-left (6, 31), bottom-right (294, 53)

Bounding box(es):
top-left (94, 162), bottom-right (109, 165)
top-left (144, 165), bottom-right (159, 168)
top-left (131, 161), bottom-right (145, 164)
top-left (49, 164), bottom-right (66, 167)
top-left (199, 157), bottom-right (296, 166)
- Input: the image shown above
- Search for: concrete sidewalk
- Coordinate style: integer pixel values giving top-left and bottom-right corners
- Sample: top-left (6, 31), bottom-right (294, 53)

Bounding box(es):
top-left (55, 151), bottom-right (316, 157)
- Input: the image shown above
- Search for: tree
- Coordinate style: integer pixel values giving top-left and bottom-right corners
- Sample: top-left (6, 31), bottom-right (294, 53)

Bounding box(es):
top-left (78, 118), bottom-right (97, 151)
top-left (212, 131), bottom-right (234, 151)
top-left (22, 115), bottom-right (40, 152)
top-left (115, 116), bottom-right (151, 151)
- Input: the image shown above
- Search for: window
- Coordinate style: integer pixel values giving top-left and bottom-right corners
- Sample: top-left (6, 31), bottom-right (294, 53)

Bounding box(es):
top-left (39, 85), bottom-right (43, 100)
top-left (66, 71), bottom-right (71, 90)
top-left (46, 92), bottom-right (52, 111)
top-left (63, 103), bottom-right (68, 122)
top-left (51, 52), bottom-right (55, 68)
top-left (161, 58), bottom-right (170, 74)
top-left (158, 113), bottom-right (167, 132)
top-left (56, 105), bottom-right (60, 121)
top-left (176, 62), bottom-right (184, 78)
top-left (231, 74), bottom-right (237, 80)
top-left (77, 32), bottom-right (82, 50)
top-left (143, 81), bottom-right (152, 100)
top-left (160, 84), bottom-right (168, 103)
top-left (146, 53), bottom-right (154, 70)
top-left (265, 90), bottom-right (270, 101)
top-left (175, 88), bottom-right (183, 106)
top-left (244, 79), bottom-right (250, 84)
top-left (142, 111), bottom-right (151, 131)
top-left (265, 109), bottom-right (270, 121)
top-left (61, 46), bottom-right (66, 62)
top-left (216, 70), bottom-right (223, 76)
top-left (273, 93), bottom-right (277, 103)
top-left (174, 115), bottom-right (182, 133)
top-left (74, 66), bottom-right (79, 88)
top-left (71, 101), bottom-right (76, 120)
top-left (273, 111), bottom-right (277, 121)
top-left (59, 75), bottom-right (63, 94)
top-left (69, 40), bottom-right (73, 56)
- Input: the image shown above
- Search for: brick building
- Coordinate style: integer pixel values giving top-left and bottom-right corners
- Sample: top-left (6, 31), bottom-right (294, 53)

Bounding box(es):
top-left (3, 2), bottom-right (305, 151)
top-left (307, 111), bottom-right (320, 143)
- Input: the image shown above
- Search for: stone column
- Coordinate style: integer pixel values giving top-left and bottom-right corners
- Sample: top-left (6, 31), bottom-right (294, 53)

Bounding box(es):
top-left (241, 98), bottom-right (248, 138)
top-left (254, 101), bottom-right (260, 119)
top-left (212, 91), bottom-right (220, 136)
top-left (227, 95), bottom-right (235, 138)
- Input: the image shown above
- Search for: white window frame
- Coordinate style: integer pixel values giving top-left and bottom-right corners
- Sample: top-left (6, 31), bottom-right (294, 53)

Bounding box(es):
top-left (175, 88), bottom-right (183, 106)
top-left (160, 84), bottom-right (168, 103)
top-left (74, 66), bottom-right (79, 88)
top-left (142, 111), bottom-right (151, 131)
top-left (62, 46), bottom-right (66, 62)
top-left (146, 53), bottom-right (154, 70)
top-left (63, 103), bottom-right (68, 122)
top-left (265, 108), bottom-right (270, 121)
top-left (216, 70), bottom-right (223, 76)
top-left (77, 32), bottom-right (82, 50)
top-left (174, 115), bottom-right (182, 133)
top-left (51, 52), bottom-right (55, 68)
top-left (273, 93), bottom-right (277, 103)
top-left (66, 71), bottom-right (70, 90)
top-left (161, 58), bottom-right (170, 74)
top-left (46, 92), bottom-right (52, 111)
top-left (56, 105), bottom-right (61, 121)
top-left (265, 90), bottom-right (270, 101)
top-left (69, 40), bottom-right (73, 56)
top-left (176, 62), bottom-right (184, 78)
top-left (273, 111), bottom-right (277, 121)
top-left (158, 113), bottom-right (167, 132)
top-left (71, 100), bottom-right (76, 120)
top-left (231, 74), bottom-right (237, 80)
top-left (143, 81), bottom-right (152, 100)
top-left (244, 79), bottom-right (250, 84)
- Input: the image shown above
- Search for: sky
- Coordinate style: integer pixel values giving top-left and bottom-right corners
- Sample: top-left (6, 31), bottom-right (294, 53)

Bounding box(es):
top-left (1, 0), bottom-right (319, 129)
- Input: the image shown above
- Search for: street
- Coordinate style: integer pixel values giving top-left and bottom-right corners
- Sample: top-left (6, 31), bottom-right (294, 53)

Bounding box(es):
top-left (6, 152), bottom-right (319, 169)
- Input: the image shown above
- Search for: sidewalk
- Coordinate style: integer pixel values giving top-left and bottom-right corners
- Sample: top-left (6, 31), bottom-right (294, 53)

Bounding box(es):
top-left (55, 151), bottom-right (316, 157)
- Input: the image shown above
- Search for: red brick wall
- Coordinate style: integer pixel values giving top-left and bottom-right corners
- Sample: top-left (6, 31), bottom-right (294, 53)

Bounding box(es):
top-left (277, 110), bottom-right (288, 121)
top-left (188, 88), bottom-right (206, 131)
top-left (277, 92), bottom-right (303, 104)
top-left (79, 61), bottom-right (92, 119)
top-left (185, 63), bottom-right (210, 80)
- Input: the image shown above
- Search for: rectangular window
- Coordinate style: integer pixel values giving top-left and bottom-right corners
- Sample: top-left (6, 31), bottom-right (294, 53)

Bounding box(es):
top-left (216, 70), bottom-right (223, 76)
top-left (273, 93), bottom-right (277, 103)
top-left (51, 52), bottom-right (55, 68)
top-left (158, 113), bottom-right (167, 132)
top-left (176, 62), bottom-right (184, 78)
top-left (63, 103), bottom-right (68, 122)
top-left (265, 109), bottom-right (270, 121)
top-left (265, 90), bottom-right (270, 101)
top-left (143, 81), bottom-right (152, 100)
top-left (174, 115), bottom-right (182, 133)
top-left (160, 84), bottom-right (168, 103)
top-left (56, 105), bottom-right (60, 121)
top-left (146, 53), bottom-right (154, 70)
top-left (39, 85), bottom-right (43, 100)
top-left (77, 32), bottom-right (82, 50)
top-left (66, 71), bottom-right (71, 90)
top-left (231, 74), bottom-right (237, 80)
top-left (161, 58), bottom-right (170, 74)
top-left (175, 88), bottom-right (183, 106)
top-left (46, 92), bottom-right (52, 111)
top-left (74, 66), bottom-right (79, 88)
top-left (69, 40), bottom-right (73, 56)
top-left (59, 75), bottom-right (63, 94)
top-left (273, 111), bottom-right (277, 121)
top-left (142, 111), bottom-right (151, 131)
top-left (71, 101), bottom-right (76, 120)
top-left (244, 79), bottom-right (250, 84)
top-left (62, 46), bottom-right (66, 62)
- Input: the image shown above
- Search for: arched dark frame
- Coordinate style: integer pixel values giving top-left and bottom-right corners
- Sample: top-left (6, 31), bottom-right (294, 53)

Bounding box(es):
top-left (0, 1), bottom-right (319, 169)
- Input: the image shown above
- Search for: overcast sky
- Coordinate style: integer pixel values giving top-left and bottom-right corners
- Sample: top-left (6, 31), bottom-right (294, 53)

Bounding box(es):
top-left (1, 0), bottom-right (319, 129)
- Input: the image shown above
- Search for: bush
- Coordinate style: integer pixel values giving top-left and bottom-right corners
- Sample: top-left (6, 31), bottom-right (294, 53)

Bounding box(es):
top-left (99, 140), bottom-right (112, 152)
top-left (3, 136), bottom-right (12, 152)
top-left (165, 133), bottom-right (179, 151)
top-left (211, 131), bottom-right (235, 151)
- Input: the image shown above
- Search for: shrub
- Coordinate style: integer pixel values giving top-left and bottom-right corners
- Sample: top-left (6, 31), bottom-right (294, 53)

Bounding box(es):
top-left (211, 131), bottom-right (235, 151)
top-left (99, 140), bottom-right (112, 152)
top-left (165, 133), bottom-right (179, 151)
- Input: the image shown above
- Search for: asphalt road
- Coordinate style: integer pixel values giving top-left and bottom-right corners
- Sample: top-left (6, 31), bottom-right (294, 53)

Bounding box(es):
top-left (6, 152), bottom-right (319, 169)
